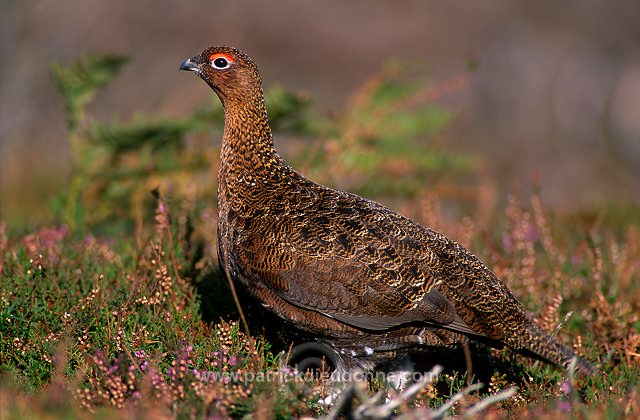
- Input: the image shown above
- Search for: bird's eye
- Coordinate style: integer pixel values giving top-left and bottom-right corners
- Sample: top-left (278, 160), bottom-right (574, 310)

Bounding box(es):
top-left (212, 57), bottom-right (230, 69)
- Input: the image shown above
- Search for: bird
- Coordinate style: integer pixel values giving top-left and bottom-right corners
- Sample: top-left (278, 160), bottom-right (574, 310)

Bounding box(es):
top-left (179, 46), bottom-right (594, 377)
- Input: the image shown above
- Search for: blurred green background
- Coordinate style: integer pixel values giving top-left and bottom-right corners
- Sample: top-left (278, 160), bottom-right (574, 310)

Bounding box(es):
top-left (1, 0), bottom-right (639, 229)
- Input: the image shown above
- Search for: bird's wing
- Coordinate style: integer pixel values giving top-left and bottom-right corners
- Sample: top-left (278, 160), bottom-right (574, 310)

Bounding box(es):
top-left (230, 187), bottom-right (486, 337)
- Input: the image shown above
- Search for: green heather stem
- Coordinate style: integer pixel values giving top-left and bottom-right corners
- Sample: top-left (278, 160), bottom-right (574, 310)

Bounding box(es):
top-left (65, 131), bottom-right (84, 232)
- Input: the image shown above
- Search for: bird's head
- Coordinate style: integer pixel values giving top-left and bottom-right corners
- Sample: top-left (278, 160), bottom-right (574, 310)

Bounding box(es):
top-left (179, 46), bottom-right (263, 105)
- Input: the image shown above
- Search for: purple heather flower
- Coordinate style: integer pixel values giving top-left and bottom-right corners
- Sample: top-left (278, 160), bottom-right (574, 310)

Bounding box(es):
top-left (502, 233), bottom-right (512, 252)
top-left (558, 400), bottom-right (572, 413)
top-left (107, 363), bottom-right (119, 375)
top-left (524, 224), bottom-right (539, 242)
top-left (560, 380), bottom-right (572, 395)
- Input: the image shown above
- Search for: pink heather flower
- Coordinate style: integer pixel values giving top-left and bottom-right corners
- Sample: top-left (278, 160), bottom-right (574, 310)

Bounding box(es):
top-left (560, 380), bottom-right (572, 395)
top-left (150, 371), bottom-right (164, 386)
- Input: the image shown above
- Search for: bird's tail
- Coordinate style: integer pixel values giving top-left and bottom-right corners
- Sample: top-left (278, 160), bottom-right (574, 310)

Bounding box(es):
top-left (514, 321), bottom-right (595, 375)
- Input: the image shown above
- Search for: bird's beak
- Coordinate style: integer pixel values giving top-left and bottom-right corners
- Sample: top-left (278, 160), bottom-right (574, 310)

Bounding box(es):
top-left (179, 58), bottom-right (200, 72)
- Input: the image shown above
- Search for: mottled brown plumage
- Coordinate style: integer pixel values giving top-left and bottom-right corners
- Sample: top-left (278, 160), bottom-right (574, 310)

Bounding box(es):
top-left (180, 46), bottom-right (594, 375)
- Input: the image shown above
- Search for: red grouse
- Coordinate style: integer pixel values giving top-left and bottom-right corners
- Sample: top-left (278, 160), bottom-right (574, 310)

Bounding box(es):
top-left (179, 46), bottom-right (594, 375)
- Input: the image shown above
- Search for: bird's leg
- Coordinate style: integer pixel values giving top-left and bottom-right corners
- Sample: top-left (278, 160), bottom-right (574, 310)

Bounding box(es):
top-left (463, 338), bottom-right (474, 385)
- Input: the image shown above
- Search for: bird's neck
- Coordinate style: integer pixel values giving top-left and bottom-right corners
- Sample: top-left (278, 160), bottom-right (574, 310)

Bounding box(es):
top-left (217, 91), bottom-right (297, 204)
top-left (219, 91), bottom-right (277, 170)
